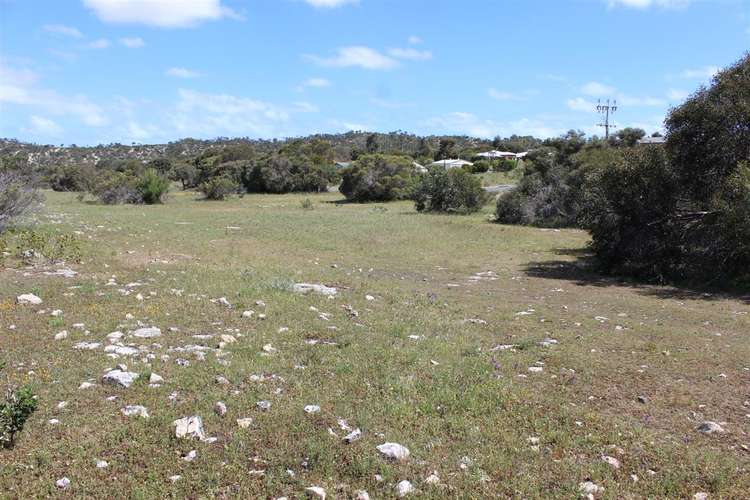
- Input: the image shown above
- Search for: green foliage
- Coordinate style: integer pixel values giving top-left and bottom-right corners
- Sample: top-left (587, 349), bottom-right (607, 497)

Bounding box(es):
top-left (171, 163), bottom-right (199, 190)
top-left (137, 168), bottom-right (170, 204)
top-left (586, 53), bottom-right (750, 285)
top-left (244, 155), bottom-right (334, 194)
top-left (338, 154), bottom-right (416, 202)
top-left (495, 159), bottom-right (517, 172)
top-left (199, 176), bottom-right (239, 200)
top-left (435, 138), bottom-right (456, 160)
top-left (88, 170), bottom-right (139, 204)
top-left (466, 160), bottom-right (491, 173)
top-left (7, 229), bottom-right (83, 263)
top-left (0, 384), bottom-right (38, 448)
top-left (414, 167), bottom-right (487, 214)
top-left (49, 164), bottom-right (96, 192)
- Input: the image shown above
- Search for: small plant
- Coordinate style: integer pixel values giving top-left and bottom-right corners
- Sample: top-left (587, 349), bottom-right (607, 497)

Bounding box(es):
top-left (137, 168), bottom-right (170, 204)
top-left (199, 176), bottom-right (239, 200)
top-left (12, 229), bottom-right (82, 264)
top-left (300, 198), bottom-right (314, 210)
top-left (1, 383), bottom-right (38, 448)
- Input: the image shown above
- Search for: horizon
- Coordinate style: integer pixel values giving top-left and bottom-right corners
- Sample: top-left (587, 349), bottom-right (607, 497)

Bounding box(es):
top-left (1, 0), bottom-right (748, 146)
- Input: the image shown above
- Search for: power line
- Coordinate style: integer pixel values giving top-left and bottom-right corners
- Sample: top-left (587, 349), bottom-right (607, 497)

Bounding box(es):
top-left (596, 99), bottom-right (617, 139)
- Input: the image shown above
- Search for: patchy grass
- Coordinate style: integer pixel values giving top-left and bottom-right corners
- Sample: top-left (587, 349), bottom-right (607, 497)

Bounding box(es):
top-left (1, 190), bottom-right (748, 498)
top-left (478, 169), bottom-right (523, 187)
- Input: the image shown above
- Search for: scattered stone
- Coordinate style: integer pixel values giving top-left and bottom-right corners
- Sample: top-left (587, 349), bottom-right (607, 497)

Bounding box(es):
top-left (256, 400), bottom-right (271, 411)
top-left (237, 417), bottom-right (253, 428)
top-left (55, 477), bottom-right (70, 489)
top-left (305, 486), bottom-right (326, 499)
top-left (579, 481), bottom-right (603, 497)
top-left (54, 331), bottom-right (68, 340)
top-left (694, 493), bottom-right (709, 500)
top-left (17, 294), bottom-right (42, 305)
top-left (637, 395), bottom-right (648, 404)
top-left (57, 401), bottom-right (68, 410)
top-left (377, 442), bottom-right (410, 461)
top-left (121, 405), bottom-right (149, 418)
top-left (354, 490), bottom-right (370, 500)
top-left (73, 342), bottom-right (101, 350)
top-left (102, 369), bottom-right (139, 388)
top-left (149, 373), bottom-right (163, 384)
top-left (242, 310), bottom-right (254, 318)
top-left (365, 295), bottom-right (375, 301)
top-left (396, 480), bottom-right (415, 497)
top-left (697, 421), bottom-right (725, 434)
top-left (104, 345), bottom-right (140, 357)
top-left (215, 376), bottom-right (230, 385)
top-left (182, 450), bottom-right (197, 462)
top-left (304, 405), bottom-right (321, 414)
top-left (601, 455), bottom-right (620, 469)
top-left (169, 475), bottom-right (181, 483)
top-left (50, 309), bottom-right (63, 317)
top-left (528, 366), bottom-right (543, 373)
top-left (96, 460), bottom-right (109, 469)
top-left (344, 428), bottom-right (362, 443)
top-left (78, 381), bottom-right (96, 390)
top-left (262, 344), bottom-right (277, 354)
top-left (132, 326), bottom-right (161, 338)
top-left (293, 283), bottom-right (337, 296)
top-left (424, 471), bottom-right (441, 485)
top-left (48, 418), bottom-right (60, 425)
top-left (214, 401), bottom-right (227, 417)
top-left (173, 416), bottom-right (206, 440)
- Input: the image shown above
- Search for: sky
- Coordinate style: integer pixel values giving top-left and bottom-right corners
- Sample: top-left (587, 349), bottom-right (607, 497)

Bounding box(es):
top-left (0, 0), bottom-right (748, 145)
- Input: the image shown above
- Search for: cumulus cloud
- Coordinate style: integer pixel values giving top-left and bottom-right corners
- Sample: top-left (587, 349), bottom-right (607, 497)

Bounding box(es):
top-left (304, 0), bottom-right (358, 7)
top-left (83, 0), bottom-right (240, 28)
top-left (606, 0), bottom-right (691, 8)
top-left (667, 88), bottom-right (689, 101)
top-left (567, 97), bottom-right (597, 112)
top-left (488, 88), bottom-right (524, 101)
top-left (680, 66), bottom-right (718, 79)
top-left (166, 67), bottom-right (201, 79)
top-left (43, 24), bottom-right (84, 38)
top-left (25, 115), bottom-right (63, 137)
top-left (307, 46), bottom-right (399, 70)
top-left (120, 37), bottom-right (145, 48)
top-left (408, 35), bottom-right (422, 45)
top-left (88, 38), bottom-right (111, 49)
top-left (581, 81), bottom-right (616, 97)
top-left (388, 47), bottom-right (432, 61)
top-left (301, 77), bottom-right (331, 88)
top-left (423, 112), bottom-right (564, 139)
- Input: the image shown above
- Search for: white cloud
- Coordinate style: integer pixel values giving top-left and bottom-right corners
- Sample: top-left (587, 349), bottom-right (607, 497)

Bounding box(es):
top-left (172, 89), bottom-right (290, 137)
top-left (0, 60), bottom-right (106, 126)
top-left (423, 112), bottom-right (564, 139)
top-left (166, 67), bottom-right (201, 79)
top-left (307, 46), bottom-right (399, 70)
top-left (43, 24), bottom-right (84, 38)
top-left (667, 88), bottom-right (689, 100)
top-left (292, 101), bottom-right (319, 113)
top-left (606, 0), bottom-right (691, 8)
top-left (83, 0), bottom-right (240, 28)
top-left (302, 77), bottom-right (331, 88)
top-left (408, 35), bottom-right (422, 45)
top-left (25, 115), bottom-right (63, 137)
top-left (88, 38), bottom-right (111, 49)
top-left (488, 88), bottom-right (523, 101)
top-left (304, 0), bottom-right (358, 7)
top-left (120, 37), bottom-right (145, 48)
top-left (680, 66), bottom-right (718, 79)
top-left (567, 97), bottom-right (597, 112)
top-left (388, 47), bottom-right (432, 61)
top-left (582, 81), bottom-right (616, 97)
top-left (618, 95), bottom-right (666, 106)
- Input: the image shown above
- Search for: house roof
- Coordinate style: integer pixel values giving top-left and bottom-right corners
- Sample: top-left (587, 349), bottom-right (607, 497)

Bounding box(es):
top-left (637, 136), bottom-right (666, 145)
top-left (477, 150), bottom-right (517, 158)
top-left (430, 158), bottom-right (473, 167)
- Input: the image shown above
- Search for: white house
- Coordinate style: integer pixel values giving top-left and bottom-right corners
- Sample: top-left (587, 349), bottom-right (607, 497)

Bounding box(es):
top-left (476, 150), bottom-right (517, 160)
top-left (430, 159), bottom-right (473, 169)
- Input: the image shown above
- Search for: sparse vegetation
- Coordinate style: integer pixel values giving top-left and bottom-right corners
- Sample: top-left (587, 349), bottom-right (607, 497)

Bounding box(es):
top-left (0, 376), bottom-right (37, 449)
top-left (413, 167), bottom-right (487, 213)
top-left (0, 171), bottom-right (42, 233)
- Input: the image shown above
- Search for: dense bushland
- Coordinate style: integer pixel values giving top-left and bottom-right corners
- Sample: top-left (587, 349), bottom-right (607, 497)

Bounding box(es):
top-left (338, 154), bottom-right (416, 202)
top-left (414, 167), bottom-right (487, 214)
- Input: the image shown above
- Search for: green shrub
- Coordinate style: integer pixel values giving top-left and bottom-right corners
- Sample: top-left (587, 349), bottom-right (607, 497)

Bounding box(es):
top-left (137, 168), bottom-right (170, 204)
top-left (244, 155), bottom-right (333, 194)
top-left (199, 176), bottom-right (239, 200)
top-left (413, 167), bottom-right (487, 214)
top-left (339, 154), bottom-right (415, 202)
top-left (300, 198), bottom-right (314, 210)
top-left (467, 160), bottom-right (491, 173)
top-left (49, 164), bottom-right (96, 192)
top-left (1, 384), bottom-right (38, 448)
top-left (495, 159), bottom-right (517, 172)
top-left (89, 171), bottom-right (139, 205)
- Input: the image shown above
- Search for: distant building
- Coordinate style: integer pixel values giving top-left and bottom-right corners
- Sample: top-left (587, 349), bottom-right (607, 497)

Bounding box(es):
top-left (476, 150), bottom-right (517, 160)
top-left (430, 158), bottom-right (473, 169)
top-left (413, 161), bottom-right (427, 173)
top-left (515, 151), bottom-right (529, 159)
top-left (637, 136), bottom-right (666, 145)
top-left (335, 161), bottom-right (351, 168)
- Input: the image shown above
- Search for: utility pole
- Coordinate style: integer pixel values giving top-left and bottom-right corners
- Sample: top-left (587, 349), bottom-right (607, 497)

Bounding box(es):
top-left (596, 99), bottom-right (617, 139)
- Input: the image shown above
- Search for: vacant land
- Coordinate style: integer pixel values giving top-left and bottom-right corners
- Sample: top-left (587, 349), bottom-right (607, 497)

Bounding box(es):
top-left (1, 190), bottom-right (748, 498)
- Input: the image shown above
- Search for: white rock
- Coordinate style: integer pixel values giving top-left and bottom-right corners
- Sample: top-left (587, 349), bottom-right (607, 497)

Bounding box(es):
top-left (169, 475), bottom-right (181, 483)
top-left (96, 460), bottom-right (109, 469)
top-left (215, 376), bottom-right (230, 385)
top-left (528, 366), bottom-right (543, 373)
top-left (305, 486), bottom-right (326, 499)
top-left (55, 477), bottom-right (70, 489)
top-left (57, 401), bottom-right (68, 410)
top-left (149, 373), bottom-right (163, 384)
top-left (377, 442), bottom-right (410, 461)
top-left (73, 342), bottom-right (101, 350)
top-left (354, 490), bottom-right (370, 500)
top-left (697, 421), bottom-right (725, 434)
top-left (365, 295), bottom-right (375, 301)
top-left (104, 345), bottom-right (140, 356)
top-left (256, 400), bottom-right (271, 411)
top-left (236, 417), bottom-right (253, 428)
top-left (173, 416), bottom-right (206, 440)
top-left (396, 480), bottom-right (415, 497)
top-left (50, 309), bottom-right (63, 317)
top-left (424, 471), bottom-right (441, 485)
top-left (182, 449), bottom-right (197, 462)
top-left (102, 369), bottom-right (139, 388)
top-left (293, 283), bottom-right (337, 296)
top-left (344, 428), bottom-right (362, 443)
top-left (48, 418), bottom-right (60, 425)
top-left (242, 310), bottom-right (254, 318)
top-left (304, 405), bottom-right (321, 414)
top-left (262, 344), bottom-right (277, 354)
top-left (579, 481), bottom-right (604, 496)
top-left (121, 405), bottom-right (149, 418)
top-left (601, 455), bottom-right (620, 469)
top-left (54, 331), bottom-right (68, 340)
top-left (17, 294), bottom-right (42, 305)
top-left (132, 326), bottom-right (161, 338)
top-left (693, 493), bottom-right (709, 500)
top-left (214, 401), bottom-right (227, 417)
top-left (78, 381), bottom-right (96, 390)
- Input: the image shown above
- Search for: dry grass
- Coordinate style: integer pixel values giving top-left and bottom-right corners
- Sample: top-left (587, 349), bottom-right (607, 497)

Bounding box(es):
top-left (1, 190), bottom-right (748, 498)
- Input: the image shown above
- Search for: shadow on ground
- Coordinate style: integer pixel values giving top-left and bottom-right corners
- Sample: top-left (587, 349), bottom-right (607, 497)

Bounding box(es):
top-left (525, 248), bottom-right (750, 304)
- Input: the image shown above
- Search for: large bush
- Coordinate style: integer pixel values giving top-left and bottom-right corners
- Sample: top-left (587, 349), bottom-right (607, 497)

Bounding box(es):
top-left (414, 167), bottom-right (487, 214)
top-left (200, 176), bottom-right (239, 200)
top-left (339, 154), bottom-right (415, 202)
top-left (587, 53), bottom-right (750, 285)
top-left (0, 171), bottom-right (42, 233)
top-left (88, 168), bottom-right (169, 205)
top-left (244, 155), bottom-right (334, 194)
top-left (137, 168), bottom-right (170, 204)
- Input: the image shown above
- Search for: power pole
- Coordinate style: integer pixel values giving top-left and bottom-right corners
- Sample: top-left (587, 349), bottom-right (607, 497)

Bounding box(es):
top-left (596, 99), bottom-right (617, 139)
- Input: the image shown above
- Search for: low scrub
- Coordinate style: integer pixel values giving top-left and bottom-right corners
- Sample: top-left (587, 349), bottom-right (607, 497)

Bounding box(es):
top-left (339, 154), bottom-right (415, 202)
top-left (200, 176), bottom-right (239, 200)
top-left (0, 171), bottom-right (42, 233)
top-left (1, 380), bottom-right (38, 448)
top-left (414, 167), bottom-right (487, 214)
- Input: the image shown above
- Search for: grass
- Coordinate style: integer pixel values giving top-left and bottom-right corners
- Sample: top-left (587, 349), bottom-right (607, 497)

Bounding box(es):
top-left (478, 168), bottom-right (523, 187)
top-left (1, 189), bottom-right (749, 498)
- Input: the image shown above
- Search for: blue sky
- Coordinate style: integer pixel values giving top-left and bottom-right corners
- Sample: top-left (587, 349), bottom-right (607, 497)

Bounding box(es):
top-left (1, 0), bottom-right (748, 145)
